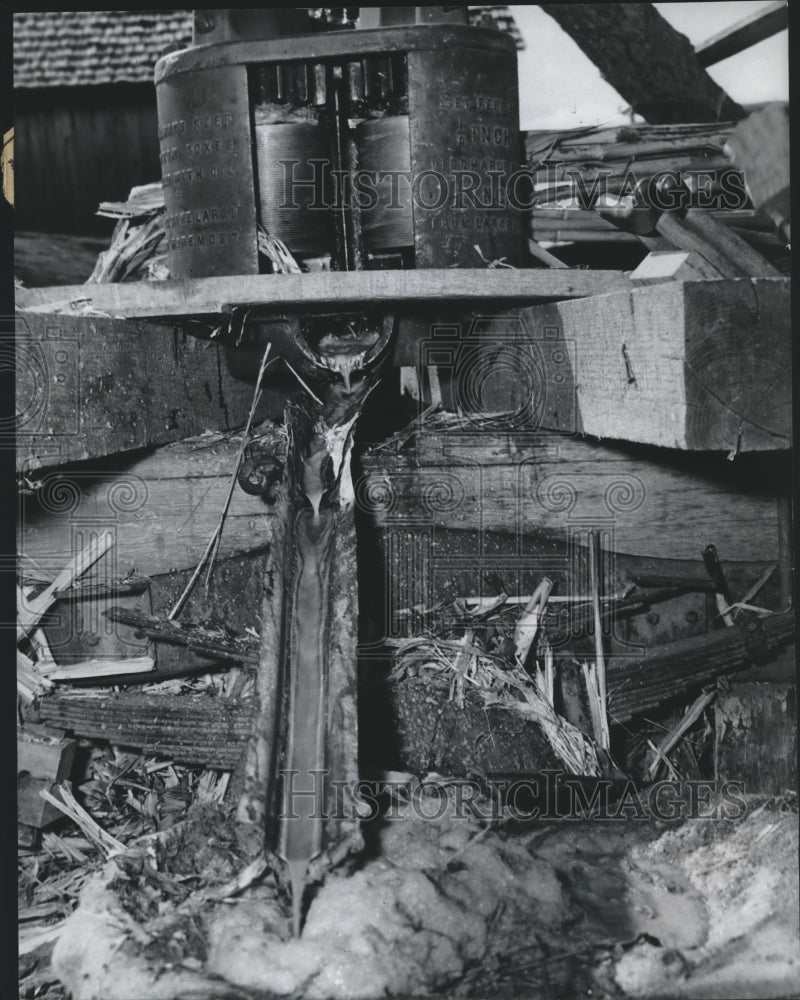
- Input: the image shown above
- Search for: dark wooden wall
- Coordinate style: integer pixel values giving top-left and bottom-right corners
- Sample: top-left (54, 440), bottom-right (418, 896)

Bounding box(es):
top-left (14, 84), bottom-right (161, 235)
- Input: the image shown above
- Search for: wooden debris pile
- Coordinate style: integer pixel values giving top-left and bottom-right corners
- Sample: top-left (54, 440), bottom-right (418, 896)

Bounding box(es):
top-left (377, 585), bottom-right (791, 788)
top-left (360, 406), bottom-right (793, 787)
top-left (525, 120), bottom-right (788, 258)
top-left (528, 121), bottom-right (738, 202)
top-left (16, 404), bottom-right (275, 997)
top-left (18, 741), bottom-right (240, 1000)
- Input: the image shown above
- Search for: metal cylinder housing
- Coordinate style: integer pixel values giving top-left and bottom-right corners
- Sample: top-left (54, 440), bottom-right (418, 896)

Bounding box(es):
top-left (155, 25), bottom-right (523, 278)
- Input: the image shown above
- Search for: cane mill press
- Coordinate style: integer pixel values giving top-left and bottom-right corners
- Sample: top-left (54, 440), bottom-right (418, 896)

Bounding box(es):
top-left (154, 6), bottom-right (526, 935)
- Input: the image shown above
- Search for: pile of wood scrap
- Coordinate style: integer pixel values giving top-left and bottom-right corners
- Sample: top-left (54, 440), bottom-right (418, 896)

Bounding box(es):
top-left (18, 747), bottom-right (235, 1000)
top-left (529, 205), bottom-right (782, 251)
top-left (528, 121), bottom-right (737, 202)
top-left (17, 529), bottom-right (256, 1000)
top-left (526, 121), bottom-right (788, 261)
top-left (358, 405), bottom-right (794, 782)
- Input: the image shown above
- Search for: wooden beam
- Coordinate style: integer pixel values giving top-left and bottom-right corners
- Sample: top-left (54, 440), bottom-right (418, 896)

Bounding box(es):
top-left (653, 211), bottom-right (781, 279)
top-left (360, 429), bottom-right (784, 562)
top-left (19, 428), bottom-right (284, 581)
top-left (608, 611), bottom-right (794, 722)
top-left (391, 280), bottom-right (790, 451)
top-left (726, 104), bottom-right (790, 240)
top-left (16, 313), bottom-right (271, 472)
top-left (236, 394), bottom-right (363, 887)
top-left (15, 269), bottom-right (635, 320)
top-left (538, 3), bottom-right (745, 123)
top-left (38, 693), bottom-right (251, 770)
top-left (695, 1), bottom-right (788, 68)
top-left (629, 251), bottom-right (722, 283)
top-left (104, 607), bottom-right (259, 665)
top-left (517, 278), bottom-right (790, 450)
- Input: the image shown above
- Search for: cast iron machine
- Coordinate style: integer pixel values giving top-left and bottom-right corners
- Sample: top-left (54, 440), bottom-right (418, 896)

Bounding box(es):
top-left (155, 6), bottom-right (525, 935)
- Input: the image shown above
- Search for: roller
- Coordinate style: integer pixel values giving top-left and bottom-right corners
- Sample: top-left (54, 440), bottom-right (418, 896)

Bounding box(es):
top-left (357, 116), bottom-right (414, 250)
top-left (256, 122), bottom-right (334, 255)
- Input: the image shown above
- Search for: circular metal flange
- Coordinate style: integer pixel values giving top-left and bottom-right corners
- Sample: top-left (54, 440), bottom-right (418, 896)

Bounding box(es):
top-left (156, 25), bottom-right (515, 82)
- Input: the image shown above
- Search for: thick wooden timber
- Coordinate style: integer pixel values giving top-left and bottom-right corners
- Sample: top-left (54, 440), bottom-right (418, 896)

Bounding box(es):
top-left (16, 269), bottom-right (635, 319)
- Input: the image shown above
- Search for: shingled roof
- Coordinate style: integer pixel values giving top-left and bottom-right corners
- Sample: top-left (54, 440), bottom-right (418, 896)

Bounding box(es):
top-left (14, 7), bottom-right (523, 89)
top-left (13, 11), bottom-right (193, 89)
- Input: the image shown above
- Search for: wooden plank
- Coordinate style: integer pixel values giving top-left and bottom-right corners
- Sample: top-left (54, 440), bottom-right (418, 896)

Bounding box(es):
top-left (39, 693), bottom-right (251, 770)
top-left (696, 1), bottom-right (788, 68)
top-left (104, 607), bottom-right (259, 664)
top-left (19, 428), bottom-right (284, 581)
top-left (519, 278), bottom-right (790, 451)
top-left (607, 611), bottom-right (794, 722)
top-left (529, 207), bottom-right (776, 248)
top-left (656, 211), bottom-right (781, 279)
top-left (360, 430), bottom-right (784, 562)
top-left (16, 313), bottom-right (271, 472)
top-left (538, 3), bottom-right (745, 124)
top-left (41, 656), bottom-right (155, 681)
top-left (14, 89), bottom-right (161, 236)
top-left (15, 268), bottom-right (635, 319)
top-left (726, 105), bottom-right (790, 239)
top-left (630, 251), bottom-right (722, 283)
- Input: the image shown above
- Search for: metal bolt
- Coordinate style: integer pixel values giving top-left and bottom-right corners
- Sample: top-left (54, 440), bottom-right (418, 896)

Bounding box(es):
top-left (685, 610), bottom-right (699, 624)
top-left (646, 611), bottom-right (660, 625)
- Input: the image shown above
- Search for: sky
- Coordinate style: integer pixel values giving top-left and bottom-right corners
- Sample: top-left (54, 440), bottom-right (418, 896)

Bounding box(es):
top-left (509, 1), bottom-right (789, 130)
